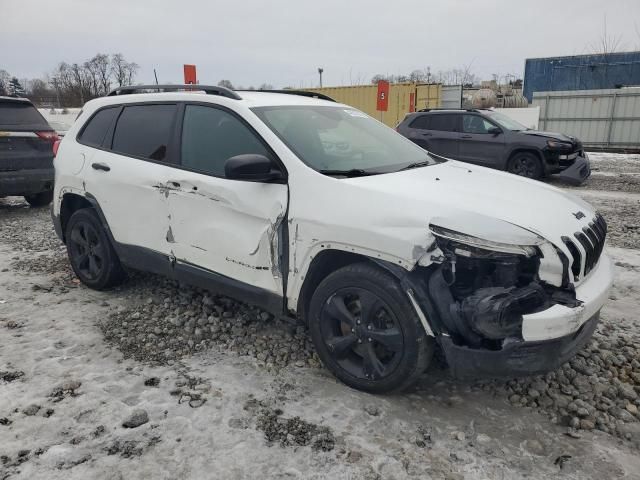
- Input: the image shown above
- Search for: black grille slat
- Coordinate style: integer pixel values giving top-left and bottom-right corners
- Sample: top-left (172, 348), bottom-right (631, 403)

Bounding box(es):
top-left (575, 232), bottom-right (595, 274)
top-left (584, 225), bottom-right (599, 250)
top-left (566, 213), bottom-right (607, 279)
top-left (562, 236), bottom-right (582, 280)
top-left (591, 220), bottom-right (605, 241)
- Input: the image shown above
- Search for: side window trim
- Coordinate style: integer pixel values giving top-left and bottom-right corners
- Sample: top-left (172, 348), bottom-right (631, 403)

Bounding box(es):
top-left (176, 101), bottom-right (287, 181)
top-left (103, 106), bottom-right (123, 149)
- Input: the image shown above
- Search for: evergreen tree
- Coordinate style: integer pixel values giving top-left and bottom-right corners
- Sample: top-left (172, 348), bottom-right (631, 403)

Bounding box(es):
top-left (8, 77), bottom-right (26, 97)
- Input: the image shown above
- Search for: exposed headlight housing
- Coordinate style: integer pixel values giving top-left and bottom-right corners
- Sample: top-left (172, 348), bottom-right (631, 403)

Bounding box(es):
top-left (429, 225), bottom-right (539, 257)
top-left (546, 139), bottom-right (572, 150)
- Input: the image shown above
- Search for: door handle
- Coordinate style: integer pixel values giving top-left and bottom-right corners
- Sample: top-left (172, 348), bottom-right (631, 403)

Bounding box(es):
top-left (91, 162), bottom-right (110, 172)
top-left (461, 135), bottom-right (472, 139)
top-left (168, 181), bottom-right (181, 188)
top-left (421, 132), bottom-right (432, 137)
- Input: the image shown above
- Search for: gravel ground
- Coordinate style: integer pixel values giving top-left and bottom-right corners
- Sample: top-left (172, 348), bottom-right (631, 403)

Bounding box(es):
top-left (2, 156), bottom-right (640, 478)
top-left (549, 152), bottom-right (640, 195)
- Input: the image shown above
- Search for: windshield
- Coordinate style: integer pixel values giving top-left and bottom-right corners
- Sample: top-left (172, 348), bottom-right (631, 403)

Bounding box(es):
top-left (252, 105), bottom-right (440, 175)
top-left (485, 111), bottom-right (529, 131)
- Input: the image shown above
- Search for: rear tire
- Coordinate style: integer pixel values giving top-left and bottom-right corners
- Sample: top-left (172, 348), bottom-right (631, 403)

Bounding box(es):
top-left (24, 191), bottom-right (53, 207)
top-left (308, 263), bottom-right (433, 393)
top-left (508, 152), bottom-right (543, 180)
top-left (65, 208), bottom-right (126, 290)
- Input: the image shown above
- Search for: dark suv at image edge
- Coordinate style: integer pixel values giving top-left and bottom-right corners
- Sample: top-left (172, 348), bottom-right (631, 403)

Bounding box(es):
top-left (0, 97), bottom-right (59, 206)
top-left (397, 108), bottom-right (590, 184)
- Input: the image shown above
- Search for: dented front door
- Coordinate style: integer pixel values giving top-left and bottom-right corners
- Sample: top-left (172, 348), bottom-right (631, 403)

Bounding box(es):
top-left (166, 103), bottom-right (289, 295)
top-left (166, 174), bottom-right (287, 295)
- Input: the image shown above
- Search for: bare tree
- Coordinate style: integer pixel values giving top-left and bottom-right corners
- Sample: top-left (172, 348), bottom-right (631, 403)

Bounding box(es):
top-left (217, 79), bottom-right (234, 89)
top-left (110, 53), bottom-right (137, 87)
top-left (258, 83), bottom-right (274, 90)
top-left (408, 69), bottom-right (426, 83)
top-left (589, 15), bottom-right (623, 54)
top-left (86, 54), bottom-right (111, 95)
top-left (370, 74), bottom-right (388, 84)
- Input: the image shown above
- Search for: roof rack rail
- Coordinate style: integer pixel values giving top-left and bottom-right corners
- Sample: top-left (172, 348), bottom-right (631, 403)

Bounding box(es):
top-left (106, 84), bottom-right (242, 100)
top-left (417, 108), bottom-right (479, 113)
top-left (237, 89), bottom-right (336, 102)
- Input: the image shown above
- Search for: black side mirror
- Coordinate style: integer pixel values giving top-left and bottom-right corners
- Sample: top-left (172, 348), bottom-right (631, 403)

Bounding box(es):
top-left (488, 126), bottom-right (502, 135)
top-left (224, 154), bottom-right (285, 182)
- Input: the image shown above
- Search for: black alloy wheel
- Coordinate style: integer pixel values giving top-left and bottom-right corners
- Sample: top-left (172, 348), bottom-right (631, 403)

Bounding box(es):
top-left (65, 208), bottom-right (125, 289)
top-left (508, 152), bottom-right (543, 179)
top-left (319, 287), bottom-right (404, 381)
top-left (308, 263), bottom-right (433, 393)
top-left (68, 220), bottom-right (105, 281)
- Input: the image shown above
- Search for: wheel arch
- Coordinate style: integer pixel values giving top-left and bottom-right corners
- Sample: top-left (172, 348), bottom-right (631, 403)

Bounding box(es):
top-left (295, 248), bottom-right (418, 326)
top-left (59, 192), bottom-right (111, 243)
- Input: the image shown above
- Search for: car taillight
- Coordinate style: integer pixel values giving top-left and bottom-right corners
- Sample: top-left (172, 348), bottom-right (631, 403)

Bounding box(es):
top-left (36, 131), bottom-right (60, 142)
top-left (53, 139), bottom-right (61, 157)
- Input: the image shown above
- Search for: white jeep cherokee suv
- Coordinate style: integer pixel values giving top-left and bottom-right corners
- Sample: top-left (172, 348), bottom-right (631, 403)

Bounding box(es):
top-left (52, 85), bottom-right (613, 393)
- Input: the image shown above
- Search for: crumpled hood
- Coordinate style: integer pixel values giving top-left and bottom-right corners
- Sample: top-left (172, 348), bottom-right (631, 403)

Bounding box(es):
top-left (346, 160), bottom-right (596, 250)
top-left (519, 130), bottom-right (578, 145)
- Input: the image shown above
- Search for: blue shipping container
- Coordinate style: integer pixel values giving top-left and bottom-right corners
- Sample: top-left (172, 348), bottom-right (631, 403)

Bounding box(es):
top-left (523, 51), bottom-right (640, 102)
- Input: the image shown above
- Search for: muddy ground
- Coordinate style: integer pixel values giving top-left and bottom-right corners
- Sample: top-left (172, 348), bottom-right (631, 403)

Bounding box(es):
top-left (1, 152), bottom-right (640, 479)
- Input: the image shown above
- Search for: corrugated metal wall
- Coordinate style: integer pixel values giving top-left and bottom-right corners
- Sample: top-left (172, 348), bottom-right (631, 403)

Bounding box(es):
top-left (440, 85), bottom-right (463, 109)
top-left (306, 83), bottom-right (441, 127)
top-left (532, 88), bottom-right (640, 149)
top-left (523, 51), bottom-right (640, 102)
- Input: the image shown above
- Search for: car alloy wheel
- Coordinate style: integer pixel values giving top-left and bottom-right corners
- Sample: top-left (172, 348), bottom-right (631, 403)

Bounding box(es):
top-left (68, 220), bottom-right (106, 281)
top-left (510, 154), bottom-right (541, 179)
top-left (319, 287), bottom-right (404, 381)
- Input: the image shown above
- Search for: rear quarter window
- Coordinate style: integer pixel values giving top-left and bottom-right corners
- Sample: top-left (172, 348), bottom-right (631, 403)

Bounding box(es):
top-left (78, 107), bottom-right (119, 147)
top-left (0, 101), bottom-right (49, 128)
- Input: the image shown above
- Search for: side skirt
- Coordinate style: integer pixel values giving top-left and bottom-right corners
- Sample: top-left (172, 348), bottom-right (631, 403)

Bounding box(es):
top-left (115, 242), bottom-right (284, 316)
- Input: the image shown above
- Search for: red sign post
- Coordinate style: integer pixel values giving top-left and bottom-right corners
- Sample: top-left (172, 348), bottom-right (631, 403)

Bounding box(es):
top-left (183, 64), bottom-right (197, 85)
top-left (376, 80), bottom-right (390, 111)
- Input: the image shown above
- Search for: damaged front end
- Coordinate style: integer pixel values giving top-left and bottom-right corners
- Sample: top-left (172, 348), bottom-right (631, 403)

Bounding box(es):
top-left (408, 223), bottom-right (600, 379)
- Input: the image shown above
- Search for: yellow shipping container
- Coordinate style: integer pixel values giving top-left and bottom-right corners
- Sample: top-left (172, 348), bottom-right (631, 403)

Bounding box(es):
top-left (306, 83), bottom-right (442, 127)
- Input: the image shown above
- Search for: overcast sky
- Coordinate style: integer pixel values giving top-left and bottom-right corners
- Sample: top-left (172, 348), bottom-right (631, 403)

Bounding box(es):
top-left (2, 0), bottom-right (639, 88)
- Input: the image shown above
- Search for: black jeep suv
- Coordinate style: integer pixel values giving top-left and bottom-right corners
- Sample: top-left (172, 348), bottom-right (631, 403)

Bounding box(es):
top-left (396, 108), bottom-right (590, 184)
top-left (0, 97), bottom-right (59, 206)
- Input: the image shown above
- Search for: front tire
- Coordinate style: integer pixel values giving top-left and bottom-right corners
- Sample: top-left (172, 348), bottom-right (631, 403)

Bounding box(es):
top-left (508, 152), bottom-right (543, 179)
top-left (308, 263), bottom-right (433, 393)
top-left (24, 191), bottom-right (53, 207)
top-left (65, 208), bottom-right (126, 290)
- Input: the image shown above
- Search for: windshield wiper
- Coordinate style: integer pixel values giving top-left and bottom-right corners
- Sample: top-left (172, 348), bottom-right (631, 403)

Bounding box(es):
top-left (399, 160), bottom-right (433, 171)
top-left (318, 169), bottom-right (376, 177)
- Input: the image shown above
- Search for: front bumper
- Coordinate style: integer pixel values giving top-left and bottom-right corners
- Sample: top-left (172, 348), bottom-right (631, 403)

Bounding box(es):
top-left (439, 254), bottom-right (612, 379)
top-left (440, 311), bottom-right (599, 379)
top-left (0, 168), bottom-right (54, 196)
top-left (550, 154), bottom-right (591, 185)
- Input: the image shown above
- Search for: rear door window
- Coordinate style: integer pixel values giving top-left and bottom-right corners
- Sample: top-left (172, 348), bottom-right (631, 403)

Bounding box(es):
top-left (429, 114), bottom-right (459, 132)
top-left (409, 115), bottom-right (431, 130)
top-left (112, 104), bottom-right (177, 161)
top-left (0, 101), bottom-right (49, 128)
top-left (78, 107), bottom-right (119, 147)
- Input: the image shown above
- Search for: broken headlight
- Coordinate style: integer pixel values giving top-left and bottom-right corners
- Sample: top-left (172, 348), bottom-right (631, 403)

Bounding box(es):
top-left (429, 224), bottom-right (545, 342)
top-left (429, 225), bottom-right (539, 258)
